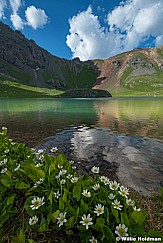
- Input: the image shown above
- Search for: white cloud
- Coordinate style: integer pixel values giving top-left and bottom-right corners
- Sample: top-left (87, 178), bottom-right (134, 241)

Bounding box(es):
top-left (0, 0), bottom-right (7, 19)
top-left (25, 6), bottom-right (48, 29)
top-left (10, 12), bottom-right (24, 29)
top-left (66, 6), bottom-right (117, 61)
top-left (9, 0), bottom-right (22, 13)
top-left (155, 35), bottom-right (163, 46)
top-left (1, 0), bottom-right (48, 30)
top-left (67, 0), bottom-right (163, 61)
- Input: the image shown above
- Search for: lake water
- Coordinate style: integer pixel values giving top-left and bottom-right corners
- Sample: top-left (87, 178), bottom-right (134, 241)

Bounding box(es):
top-left (0, 97), bottom-right (163, 194)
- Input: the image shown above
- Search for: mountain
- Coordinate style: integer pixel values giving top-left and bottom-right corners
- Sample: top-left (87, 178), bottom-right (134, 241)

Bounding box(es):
top-left (93, 46), bottom-right (163, 96)
top-left (0, 21), bottom-right (163, 97)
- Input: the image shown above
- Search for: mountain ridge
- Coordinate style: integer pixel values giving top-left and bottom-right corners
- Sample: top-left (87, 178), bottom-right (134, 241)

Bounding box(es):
top-left (0, 21), bottom-right (163, 97)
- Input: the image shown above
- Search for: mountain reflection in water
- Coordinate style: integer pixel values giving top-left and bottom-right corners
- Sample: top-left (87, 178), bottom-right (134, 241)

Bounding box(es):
top-left (0, 97), bottom-right (163, 194)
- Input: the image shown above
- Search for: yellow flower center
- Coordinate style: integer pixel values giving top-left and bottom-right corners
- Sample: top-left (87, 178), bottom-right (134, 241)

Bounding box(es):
top-left (33, 201), bottom-right (41, 207)
top-left (97, 208), bottom-right (102, 213)
top-left (119, 228), bottom-right (126, 236)
top-left (84, 218), bottom-right (90, 224)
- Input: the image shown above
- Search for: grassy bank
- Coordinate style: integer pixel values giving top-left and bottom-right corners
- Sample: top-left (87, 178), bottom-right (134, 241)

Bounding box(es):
top-left (0, 80), bottom-right (63, 98)
top-left (0, 127), bottom-right (163, 242)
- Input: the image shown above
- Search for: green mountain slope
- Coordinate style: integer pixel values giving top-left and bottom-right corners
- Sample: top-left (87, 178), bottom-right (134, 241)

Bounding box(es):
top-left (0, 21), bottom-right (163, 97)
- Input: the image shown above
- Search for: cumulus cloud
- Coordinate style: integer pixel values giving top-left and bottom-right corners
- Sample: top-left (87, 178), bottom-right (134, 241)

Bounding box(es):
top-left (0, 0), bottom-right (7, 19)
top-left (67, 0), bottom-right (163, 60)
top-left (66, 6), bottom-right (117, 61)
top-left (1, 0), bottom-right (48, 30)
top-left (25, 6), bottom-right (48, 29)
top-left (155, 35), bottom-right (163, 46)
top-left (9, 0), bottom-right (22, 13)
top-left (10, 12), bottom-right (24, 29)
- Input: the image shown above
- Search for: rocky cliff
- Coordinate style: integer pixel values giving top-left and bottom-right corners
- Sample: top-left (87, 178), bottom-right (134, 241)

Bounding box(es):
top-left (0, 21), bottom-right (163, 96)
top-left (0, 21), bottom-right (98, 90)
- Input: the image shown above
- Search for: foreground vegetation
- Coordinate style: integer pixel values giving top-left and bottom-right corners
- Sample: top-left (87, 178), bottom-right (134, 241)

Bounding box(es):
top-left (0, 127), bottom-right (163, 242)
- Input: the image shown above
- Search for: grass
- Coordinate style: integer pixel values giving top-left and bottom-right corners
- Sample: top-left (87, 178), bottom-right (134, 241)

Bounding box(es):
top-left (0, 80), bottom-right (64, 98)
top-left (62, 62), bottom-right (98, 89)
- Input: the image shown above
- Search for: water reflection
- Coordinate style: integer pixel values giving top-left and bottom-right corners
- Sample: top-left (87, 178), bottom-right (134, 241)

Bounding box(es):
top-left (0, 97), bottom-right (163, 146)
top-left (94, 97), bottom-right (163, 141)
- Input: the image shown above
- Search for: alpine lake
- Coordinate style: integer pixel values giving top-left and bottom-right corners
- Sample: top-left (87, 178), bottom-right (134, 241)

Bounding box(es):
top-left (0, 97), bottom-right (163, 195)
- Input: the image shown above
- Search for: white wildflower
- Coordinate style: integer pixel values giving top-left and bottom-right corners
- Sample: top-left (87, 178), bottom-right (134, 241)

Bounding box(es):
top-left (1, 167), bottom-right (7, 173)
top-left (91, 166), bottom-right (99, 174)
top-left (119, 186), bottom-right (129, 198)
top-left (51, 147), bottom-right (58, 153)
top-left (82, 189), bottom-right (91, 197)
top-left (35, 163), bottom-right (43, 167)
top-left (54, 191), bottom-right (61, 199)
top-left (14, 164), bottom-right (20, 171)
top-left (126, 199), bottom-right (135, 207)
top-left (112, 199), bottom-right (123, 210)
top-left (89, 236), bottom-right (97, 243)
top-left (110, 180), bottom-right (119, 190)
top-left (37, 149), bottom-right (44, 154)
top-left (57, 212), bottom-right (67, 227)
top-left (2, 126), bottom-right (7, 131)
top-left (108, 193), bottom-right (115, 200)
top-left (94, 204), bottom-right (104, 216)
top-left (60, 169), bottom-right (67, 175)
top-left (115, 224), bottom-right (128, 237)
top-left (99, 176), bottom-right (109, 185)
top-left (92, 184), bottom-right (100, 191)
top-left (80, 214), bottom-right (93, 229)
top-left (69, 160), bottom-right (74, 164)
top-left (30, 197), bottom-right (45, 210)
top-left (60, 179), bottom-right (66, 185)
top-left (71, 177), bottom-right (78, 183)
top-left (58, 165), bottom-right (63, 169)
top-left (29, 215), bottom-right (38, 225)
top-left (4, 149), bottom-right (9, 154)
top-left (133, 206), bottom-right (141, 212)
top-left (72, 166), bottom-right (76, 170)
top-left (66, 174), bottom-right (73, 179)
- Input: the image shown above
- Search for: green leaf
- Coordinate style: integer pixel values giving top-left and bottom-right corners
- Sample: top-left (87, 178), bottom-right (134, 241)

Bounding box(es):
top-left (51, 210), bottom-right (60, 223)
top-left (74, 207), bottom-right (79, 224)
top-left (65, 216), bottom-right (74, 229)
top-left (7, 194), bottom-right (16, 207)
top-left (11, 229), bottom-right (25, 243)
top-left (97, 217), bottom-right (105, 229)
top-left (111, 208), bottom-right (120, 223)
top-left (24, 196), bottom-right (36, 216)
top-left (82, 179), bottom-right (90, 187)
top-left (91, 218), bottom-right (105, 232)
top-left (66, 230), bottom-right (73, 235)
top-left (49, 157), bottom-right (57, 174)
top-left (73, 181), bottom-right (81, 201)
top-left (63, 188), bottom-right (69, 203)
top-left (102, 226), bottom-right (114, 240)
top-left (15, 182), bottom-right (30, 190)
top-left (131, 211), bottom-right (148, 224)
top-left (56, 154), bottom-right (67, 166)
top-left (28, 240), bottom-right (36, 243)
top-left (80, 199), bottom-right (88, 214)
top-left (59, 197), bottom-right (64, 210)
top-left (1, 174), bottom-right (13, 187)
top-left (38, 218), bottom-right (47, 232)
top-left (120, 212), bottom-right (130, 227)
top-left (48, 190), bottom-right (53, 205)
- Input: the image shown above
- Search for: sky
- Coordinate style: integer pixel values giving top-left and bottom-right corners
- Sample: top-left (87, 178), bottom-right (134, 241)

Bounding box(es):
top-left (0, 0), bottom-right (163, 61)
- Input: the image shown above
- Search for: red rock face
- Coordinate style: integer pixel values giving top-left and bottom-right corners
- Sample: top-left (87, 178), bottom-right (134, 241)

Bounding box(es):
top-left (92, 46), bottom-right (163, 92)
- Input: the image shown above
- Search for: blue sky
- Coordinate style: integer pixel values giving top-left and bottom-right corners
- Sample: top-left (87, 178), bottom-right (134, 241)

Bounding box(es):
top-left (0, 0), bottom-right (163, 61)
